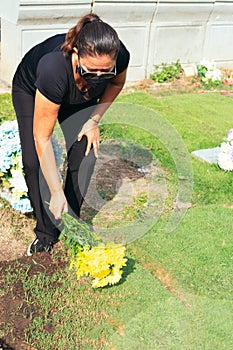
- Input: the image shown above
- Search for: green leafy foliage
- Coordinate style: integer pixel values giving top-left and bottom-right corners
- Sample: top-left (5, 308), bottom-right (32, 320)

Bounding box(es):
top-left (150, 60), bottom-right (183, 83)
top-left (0, 93), bottom-right (15, 123)
top-left (59, 212), bottom-right (99, 256)
top-left (196, 64), bottom-right (208, 78)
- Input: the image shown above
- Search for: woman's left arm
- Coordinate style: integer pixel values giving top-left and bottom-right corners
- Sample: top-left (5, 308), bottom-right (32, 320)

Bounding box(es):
top-left (77, 69), bottom-right (127, 156)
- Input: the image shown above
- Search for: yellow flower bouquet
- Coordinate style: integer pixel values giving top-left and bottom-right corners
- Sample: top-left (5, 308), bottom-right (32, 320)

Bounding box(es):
top-left (60, 213), bottom-right (127, 288)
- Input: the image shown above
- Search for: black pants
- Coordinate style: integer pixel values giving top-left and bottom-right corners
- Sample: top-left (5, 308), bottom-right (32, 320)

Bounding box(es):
top-left (12, 86), bottom-right (96, 244)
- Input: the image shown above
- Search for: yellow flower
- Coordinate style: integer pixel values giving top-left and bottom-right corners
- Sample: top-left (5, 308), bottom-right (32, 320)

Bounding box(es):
top-left (70, 242), bottom-right (127, 288)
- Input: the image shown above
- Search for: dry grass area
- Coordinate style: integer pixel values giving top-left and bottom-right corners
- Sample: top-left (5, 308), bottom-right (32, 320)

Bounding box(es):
top-left (0, 201), bottom-right (35, 261)
top-left (123, 75), bottom-right (198, 96)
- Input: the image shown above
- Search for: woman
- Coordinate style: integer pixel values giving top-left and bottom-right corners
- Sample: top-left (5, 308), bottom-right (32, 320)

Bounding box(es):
top-left (12, 13), bottom-right (130, 256)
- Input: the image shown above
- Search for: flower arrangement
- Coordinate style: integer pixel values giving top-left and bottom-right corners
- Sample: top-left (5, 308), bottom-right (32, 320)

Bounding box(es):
top-left (197, 60), bottom-right (222, 88)
top-left (218, 129), bottom-right (233, 171)
top-left (0, 120), bottom-right (63, 213)
top-left (60, 212), bottom-right (128, 288)
top-left (0, 120), bottom-right (32, 213)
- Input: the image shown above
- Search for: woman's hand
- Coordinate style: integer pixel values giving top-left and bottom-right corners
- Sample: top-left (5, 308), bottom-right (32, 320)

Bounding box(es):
top-left (77, 118), bottom-right (100, 157)
top-left (49, 190), bottom-right (68, 220)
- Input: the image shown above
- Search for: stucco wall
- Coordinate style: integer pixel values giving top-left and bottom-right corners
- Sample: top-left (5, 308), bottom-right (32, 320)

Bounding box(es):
top-left (1, 0), bottom-right (233, 84)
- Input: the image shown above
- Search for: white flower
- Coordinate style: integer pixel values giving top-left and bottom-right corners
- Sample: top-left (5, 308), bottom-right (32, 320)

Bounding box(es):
top-left (200, 60), bottom-right (216, 71)
top-left (206, 68), bottom-right (222, 82)
top-left (218, 153), bottom-right (233, 171)
top-left (9, 169), bottom-right (28, 193)
top-left (199, 60), bottom-right (222, 82)
top-left (218, 141), bottom-right (233, 171)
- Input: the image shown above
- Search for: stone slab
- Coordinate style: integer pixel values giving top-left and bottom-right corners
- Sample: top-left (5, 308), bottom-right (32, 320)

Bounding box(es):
top-left (191, 147), bottom-right (221, 164)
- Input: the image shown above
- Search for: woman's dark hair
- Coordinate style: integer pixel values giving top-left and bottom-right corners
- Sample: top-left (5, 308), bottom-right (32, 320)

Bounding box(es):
top-left (62, 13), bottom-right (120, 59)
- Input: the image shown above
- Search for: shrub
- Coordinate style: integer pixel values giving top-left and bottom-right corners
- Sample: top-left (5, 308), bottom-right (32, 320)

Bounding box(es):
top-left (150, 60), bottom-right (183, 83)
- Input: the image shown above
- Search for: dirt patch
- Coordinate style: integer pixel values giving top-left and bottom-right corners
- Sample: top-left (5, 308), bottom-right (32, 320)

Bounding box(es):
top-left (0, 251), bottom-right (66, 350)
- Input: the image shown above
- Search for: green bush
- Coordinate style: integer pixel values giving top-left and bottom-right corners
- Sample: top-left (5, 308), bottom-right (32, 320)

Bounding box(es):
top-left (150, 60), bottom-right (183, 83)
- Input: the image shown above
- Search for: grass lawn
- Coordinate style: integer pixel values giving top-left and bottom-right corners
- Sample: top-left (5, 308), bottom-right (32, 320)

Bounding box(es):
top-left (0, 91), bottom-right (232, 349)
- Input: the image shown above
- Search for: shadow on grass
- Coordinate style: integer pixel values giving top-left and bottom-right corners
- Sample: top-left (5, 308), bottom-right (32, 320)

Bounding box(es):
top-left (97, 257), bottom-right (136, 291)
top-left (120, 257), bottom-right (136, 285)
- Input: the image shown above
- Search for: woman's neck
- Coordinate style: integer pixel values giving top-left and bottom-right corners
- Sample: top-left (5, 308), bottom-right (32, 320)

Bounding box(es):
top-left (71, 52), bottom-right (90, 93)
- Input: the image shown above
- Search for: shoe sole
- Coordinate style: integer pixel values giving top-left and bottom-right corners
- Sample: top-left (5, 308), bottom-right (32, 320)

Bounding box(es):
top-left (27, 242), bottom-right (33, 256)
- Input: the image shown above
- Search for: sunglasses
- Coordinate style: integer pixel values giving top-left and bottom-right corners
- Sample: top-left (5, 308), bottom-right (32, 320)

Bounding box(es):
top-left (77, 60), bottom-right (116, 79)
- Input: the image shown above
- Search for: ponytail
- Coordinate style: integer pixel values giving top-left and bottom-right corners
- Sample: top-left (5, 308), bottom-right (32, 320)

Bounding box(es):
top-left (62, 13), bottom-right (120, 59)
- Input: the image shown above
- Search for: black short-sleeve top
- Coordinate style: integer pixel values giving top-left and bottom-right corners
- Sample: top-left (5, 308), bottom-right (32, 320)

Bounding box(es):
top-left (13, 33), bottom-right (130, 108)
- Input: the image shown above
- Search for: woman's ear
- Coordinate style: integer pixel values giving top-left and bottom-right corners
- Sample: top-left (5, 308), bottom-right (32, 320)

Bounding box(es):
top-left (73, 47), bottom-right (78, 54)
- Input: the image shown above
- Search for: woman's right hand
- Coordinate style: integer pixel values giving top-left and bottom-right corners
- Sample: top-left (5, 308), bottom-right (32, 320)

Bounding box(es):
top-left (49, 190), bottom-right (68, 220)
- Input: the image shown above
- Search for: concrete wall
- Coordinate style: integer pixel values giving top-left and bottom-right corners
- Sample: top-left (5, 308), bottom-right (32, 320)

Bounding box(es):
top-left (0, 0), bottom-right (233, 84)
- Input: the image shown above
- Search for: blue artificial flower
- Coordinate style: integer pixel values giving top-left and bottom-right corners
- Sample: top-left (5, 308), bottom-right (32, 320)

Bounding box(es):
top-left (0, 120), bottom-right (64, 213)
top-left (11, 197), bottom-right (33, 214)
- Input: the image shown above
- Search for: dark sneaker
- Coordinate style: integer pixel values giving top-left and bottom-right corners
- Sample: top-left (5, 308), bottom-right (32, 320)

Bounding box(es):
top-left (27, 238), bottom-right (54, 256)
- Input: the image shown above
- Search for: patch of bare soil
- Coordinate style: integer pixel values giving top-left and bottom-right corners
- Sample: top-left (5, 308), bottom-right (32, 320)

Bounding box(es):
top-left (0, 251), bottom-right (67, 350)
